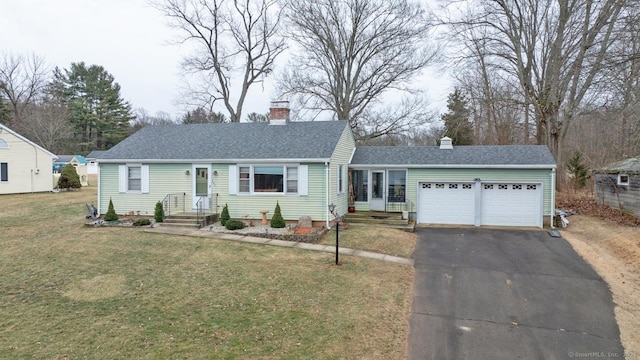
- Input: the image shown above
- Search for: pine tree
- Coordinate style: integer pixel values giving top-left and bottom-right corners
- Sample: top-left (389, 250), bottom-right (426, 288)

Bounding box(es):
top-left (48, 62), bottom-right (134, 152)
top-left (441, 89), bottom-right (474, 146)
top-left (567, 152), bottom-right (590, 189)
top-left (57, 163), bottom-right (81, 189)
top-left (270, 202), bottom-right (286, 228)
top-left (154, 201), bottom-right (165, 223)
top-left (104, 198), bottom-right (119, 222)
top-left (220, 204), bottom-right (230, 226)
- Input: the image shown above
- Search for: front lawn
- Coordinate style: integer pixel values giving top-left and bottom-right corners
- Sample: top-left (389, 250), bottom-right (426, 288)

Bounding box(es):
top-left (0, 188), bottom-right (414, 359)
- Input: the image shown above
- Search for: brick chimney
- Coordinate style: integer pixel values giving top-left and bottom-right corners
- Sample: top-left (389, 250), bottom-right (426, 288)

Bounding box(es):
top-left (269, 101), bottom-right (290, 125)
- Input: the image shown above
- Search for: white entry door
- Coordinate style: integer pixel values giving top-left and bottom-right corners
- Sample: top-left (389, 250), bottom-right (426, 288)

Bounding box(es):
top-left (192, 165), bottom-right (211, 210)
top-left (370, 171), bottom-right (385, 211)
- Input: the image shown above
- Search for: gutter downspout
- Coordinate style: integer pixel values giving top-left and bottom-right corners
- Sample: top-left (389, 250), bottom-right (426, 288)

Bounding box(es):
top-left (550, 168), bottom-right (556, 229)
top-left (325, 161), bottom-right (330, 228)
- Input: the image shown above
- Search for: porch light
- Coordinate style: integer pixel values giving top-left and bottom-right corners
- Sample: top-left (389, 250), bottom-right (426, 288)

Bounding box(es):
top-left (185, 170), bottom-right (190, 175)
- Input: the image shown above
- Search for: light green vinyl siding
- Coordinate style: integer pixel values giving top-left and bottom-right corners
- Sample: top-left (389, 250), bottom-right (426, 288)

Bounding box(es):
top-left (328, 124), bottom-right (356, 215)
top-left (219, 163), bottom-right (329, 222)
top-left (99, 163), bottom-right (192, 215)
top-left (407, 168), bottom-right (555, 215)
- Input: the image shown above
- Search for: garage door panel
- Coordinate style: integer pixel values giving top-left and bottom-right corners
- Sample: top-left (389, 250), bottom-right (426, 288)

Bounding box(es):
top-left (418, 183), bottom-right (475, 225)
top-left (481, 183), bottom-right (541, 227)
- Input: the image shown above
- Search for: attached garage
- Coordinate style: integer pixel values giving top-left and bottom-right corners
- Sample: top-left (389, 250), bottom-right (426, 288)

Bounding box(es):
top-left (350, 138), bottom-right (557, 228)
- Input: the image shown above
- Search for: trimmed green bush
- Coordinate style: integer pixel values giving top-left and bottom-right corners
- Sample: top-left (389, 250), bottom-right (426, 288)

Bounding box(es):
top-left (225, 219), bottom-right (245, 230)
top-left (57, 163), bottom-right (82, 189)
top-left (104, 198), bottom-right (119, 222)
top-left (270, 201), bottom-right (286, 228)
top-left (220, 203), bottom-right (230, 226)
top-left (132, 218), bottom-right (151, 226)
top-left (154, 201), bottom-right (164, 223)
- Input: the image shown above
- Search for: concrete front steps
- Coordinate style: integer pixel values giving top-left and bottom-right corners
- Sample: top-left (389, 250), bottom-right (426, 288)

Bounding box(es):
top-left (160, 212), bottom-right (219, 229)
top-left (342, 211), bottom-right (415, 232)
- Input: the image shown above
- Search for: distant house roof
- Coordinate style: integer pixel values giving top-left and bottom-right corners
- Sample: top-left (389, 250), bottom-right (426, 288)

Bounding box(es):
top-left (86, 150), bottom-right (106, 159)
top-left (351, 145), bottom-right (556, 168)
top-left (54, 155), bottom-right (87, 165)
top-left (97, 121), bottom-right (350, 162)
top-left (597, 157), bottom-right (640, 174)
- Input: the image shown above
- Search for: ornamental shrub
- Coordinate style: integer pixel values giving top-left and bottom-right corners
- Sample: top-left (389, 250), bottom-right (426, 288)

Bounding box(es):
top-left (133, 218), bottom-right (151, 226)
top-left (220, 203), bottom-right (230, 226)
top-left (57, 163), bottom-right (81, 189)
top-left (225, 219), bottom-right (245, 230)
top-left (154, 201), bottom-right (164, 223)
top-left (104, 198), bottom-right (119, 222)
top-left (270, 201), bottom-right (286, 228)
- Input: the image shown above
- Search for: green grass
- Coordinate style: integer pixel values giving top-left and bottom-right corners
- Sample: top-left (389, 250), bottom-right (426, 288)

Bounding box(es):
top-left (0, 188), bottom-right (414, 359)
top-left (319, 224), bottom-right (416, 258)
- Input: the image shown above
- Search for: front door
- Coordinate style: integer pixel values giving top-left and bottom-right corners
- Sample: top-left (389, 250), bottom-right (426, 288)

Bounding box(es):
top-left (370, 171), bottom-right (385, 211)
top-left (192, 165), bottom-right (211, 210)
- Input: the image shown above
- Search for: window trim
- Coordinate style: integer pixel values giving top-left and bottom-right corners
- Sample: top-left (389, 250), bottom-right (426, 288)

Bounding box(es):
top-left (337, 164), bottom-right (344, 194)
top-left (0, 138), bottom-right (8, 149)
top-left (236, 164), bottom-right (300, 195)
top-left (119, 164), bottom-right (149, 193)
top-left (618, 174), bottom-right (630, 186)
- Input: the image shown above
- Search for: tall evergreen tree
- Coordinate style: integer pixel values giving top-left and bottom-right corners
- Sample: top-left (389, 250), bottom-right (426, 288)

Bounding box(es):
top-left (48, 62), bottom-right (134, 152)
top-left (441, 89), bottom-right (474, 146)
top-left (181, 107), bottom-right (227, 124)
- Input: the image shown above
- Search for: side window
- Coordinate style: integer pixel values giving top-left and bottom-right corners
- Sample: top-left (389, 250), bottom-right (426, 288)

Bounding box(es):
top-left (0, 162), bottom-right (8, 182)
top-left (337, 165), bottom-right (344, 194)
top-left (128, 166), bottom-right (141, 191)
top-left (618, 174), bottom-right (629, 186)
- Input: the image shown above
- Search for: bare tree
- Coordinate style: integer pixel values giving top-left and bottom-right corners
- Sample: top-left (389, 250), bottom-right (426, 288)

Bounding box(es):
top-left (19, 99), bottom-right (74, 154)
top-left (0, 53), bottom-right (49, 129)
top-left (154, 0), bottom-right (286, 122)
top-left (279, 0), bottom-right (438, 141)
top-left (443, 0), bottom-right (627, 173)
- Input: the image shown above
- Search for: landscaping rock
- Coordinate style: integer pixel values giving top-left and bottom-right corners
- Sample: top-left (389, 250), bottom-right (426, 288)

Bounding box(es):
top-left (298, 216), bottom-right (312, 228)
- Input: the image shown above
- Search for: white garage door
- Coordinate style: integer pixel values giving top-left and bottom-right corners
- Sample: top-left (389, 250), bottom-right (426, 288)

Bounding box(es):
top-left (418, 182), bottom-right (475, 225)
top-left (480, 183), bottom-right (542, 227)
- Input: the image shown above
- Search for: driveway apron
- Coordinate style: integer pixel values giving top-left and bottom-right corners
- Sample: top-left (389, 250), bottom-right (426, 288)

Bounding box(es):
top-left (408, 227), bottom-right (624, 360)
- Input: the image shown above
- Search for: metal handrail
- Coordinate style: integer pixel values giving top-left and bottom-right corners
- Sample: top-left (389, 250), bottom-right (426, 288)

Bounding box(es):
top-left (161, 192), bottom-right (186, 219)
top-left (195, 195), bottom-right (205, 228)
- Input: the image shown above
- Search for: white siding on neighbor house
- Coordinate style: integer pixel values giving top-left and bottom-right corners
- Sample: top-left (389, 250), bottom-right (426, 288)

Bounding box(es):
top-left (0, 129), bottom-right (55, 194)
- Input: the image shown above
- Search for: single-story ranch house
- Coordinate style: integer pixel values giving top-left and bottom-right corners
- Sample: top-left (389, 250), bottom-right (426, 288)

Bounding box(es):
top-left (94, 102), bottom-right (557, 228)
top-left (594, 157), bottom-right (640, 218)
top-left (0, 123), bottom-right (57, 194)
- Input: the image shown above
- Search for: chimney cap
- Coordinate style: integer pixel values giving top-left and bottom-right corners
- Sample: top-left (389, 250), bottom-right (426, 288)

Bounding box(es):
top-left (270, 100), bottom-right (289, 109)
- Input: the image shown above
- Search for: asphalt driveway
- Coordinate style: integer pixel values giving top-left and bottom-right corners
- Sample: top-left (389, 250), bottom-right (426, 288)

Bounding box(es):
top-left (408, 227), bottom-right (624, 360)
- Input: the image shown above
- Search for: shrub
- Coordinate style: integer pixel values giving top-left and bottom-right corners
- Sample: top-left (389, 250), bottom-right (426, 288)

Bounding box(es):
top-left (154, 201), bottom-right (164, 223)
top-left (567, 151), bottom-right (590, 189)
top-left (220, 203), bottom-right (230, 226)
top-left (104, 198), bottom-right (119, 222)
top-left (270, 201), bottom-right (286, 228)
top-left (132, 218), bottom-right (151, 226)
top-left (225, 219), bottom-right (245, 230)
top-left (57, 163), bottom-right (82, 189)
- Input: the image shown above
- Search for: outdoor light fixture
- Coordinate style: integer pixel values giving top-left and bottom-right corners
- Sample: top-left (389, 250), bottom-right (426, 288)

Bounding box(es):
top-left (328, 203), bottom-right (341, 265)
top-left (185, 170), bottom-right (190, 175)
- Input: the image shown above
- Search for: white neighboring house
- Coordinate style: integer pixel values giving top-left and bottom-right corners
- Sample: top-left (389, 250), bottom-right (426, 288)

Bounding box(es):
top-left (0, 124), bottom-right (57, 194)
top-left (86, 151), bottom-right (104, 175)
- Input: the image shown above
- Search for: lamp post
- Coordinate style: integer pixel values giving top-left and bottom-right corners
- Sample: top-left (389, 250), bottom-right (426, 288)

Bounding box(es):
top-left (328, 203), bottom-right (341, 265)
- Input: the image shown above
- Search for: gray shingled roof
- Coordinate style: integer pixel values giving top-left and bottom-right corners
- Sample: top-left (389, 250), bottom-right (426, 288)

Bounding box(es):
top-left (351, 145), bottom-right (556, 167)
top-left (97, 121), bottom-right (349, 161)
top-left (597, 157), bottom-right (640, 174)
top-left (54, 155), bottom-right (76, 163)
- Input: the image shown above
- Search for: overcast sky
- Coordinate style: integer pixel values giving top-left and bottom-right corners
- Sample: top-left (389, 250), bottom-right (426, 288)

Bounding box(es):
top-left (1, 0), bottom-right (450, 121)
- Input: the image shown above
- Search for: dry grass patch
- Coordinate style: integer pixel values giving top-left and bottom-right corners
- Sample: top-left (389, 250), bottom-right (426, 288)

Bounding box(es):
top-left (319, 224), bottom-right (416, 258)
top-left (0, 188), bottom-right (414, 359)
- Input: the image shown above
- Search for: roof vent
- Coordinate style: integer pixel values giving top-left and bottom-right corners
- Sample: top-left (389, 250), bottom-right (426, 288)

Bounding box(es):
top-left (269, 101), bottom-right (290, 125)
top-left (440, 136), bottom-right (453, 150)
